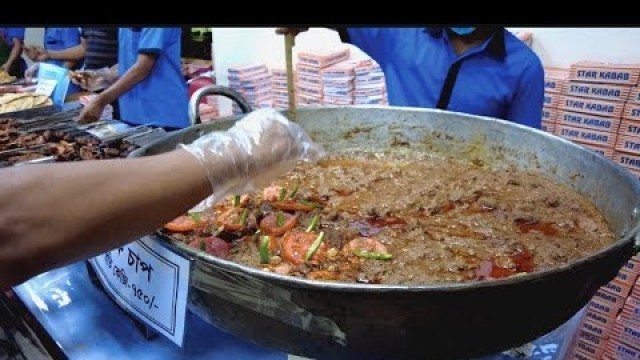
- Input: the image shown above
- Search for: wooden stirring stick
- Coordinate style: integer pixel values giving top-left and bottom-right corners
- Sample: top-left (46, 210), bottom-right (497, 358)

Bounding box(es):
top-left (284, 33), bottom-right (297, 121)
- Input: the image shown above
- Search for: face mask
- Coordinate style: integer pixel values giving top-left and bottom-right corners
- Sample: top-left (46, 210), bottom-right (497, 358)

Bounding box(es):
top-left (449, 27), bottom-right (477, 36)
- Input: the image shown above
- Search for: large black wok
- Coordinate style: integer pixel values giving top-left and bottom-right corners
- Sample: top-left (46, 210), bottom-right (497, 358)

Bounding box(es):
top-left (130, 100), bottom-right (640, 359)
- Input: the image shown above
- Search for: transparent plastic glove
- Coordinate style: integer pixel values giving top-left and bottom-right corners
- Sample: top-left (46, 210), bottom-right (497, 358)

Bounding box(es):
top-left (180, 108), bottom-right (325, 205)
top-left (69, 65), bottom-right (119, 92)
top-left (24, 63), bottom-right (39, 83)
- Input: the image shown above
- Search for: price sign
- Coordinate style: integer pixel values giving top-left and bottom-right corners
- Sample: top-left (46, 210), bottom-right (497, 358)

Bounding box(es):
top-left (34, 78), bottom-right (57, 97)
top-left (90, 236), bottom-right (191, 346)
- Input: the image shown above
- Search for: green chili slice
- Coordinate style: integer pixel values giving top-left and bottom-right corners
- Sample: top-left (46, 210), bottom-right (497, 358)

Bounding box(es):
top-left (278, 187), bottom-right (287, 201)
top-left (306, 214), bottom-right (319, 233)
top-left (259, 236), bottom-right (271, 264)
top-left (189, 212), bottom-right (202, 224)
top-left (233, 194), bottom-right (241, 207)
top-left (305, 231), bottom-right (325, 261)
top-left (299, 200), bottom-right (323, 208)
top-left (239, 208), bottom-right (249, 226)
top-left (354, 250), bottom-right (393, 260)
top-left (276, 211), bottom-right (285, 227)
top-left (289, 184), bottom-right (299, 198)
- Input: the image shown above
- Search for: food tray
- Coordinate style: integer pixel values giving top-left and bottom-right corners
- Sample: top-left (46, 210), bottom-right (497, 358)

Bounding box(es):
top-left (569, 61), bottom-right (640, 85)
top-left (555, 110), bottom-right (621, 133)
top-left (544, 77), bottom-right (565, 94)
top-left (628, 87), bottom-right (640, 104)
top-left (563, 81), bottom-right (632, 102)
top-left (542, 107), bottom-right (557, 122)
top-left (541, 121), bottom-right (555, 134)
top-left (624, 102), bottom-right (640, 121)
top-left (555, 124), bottom-right (618, 147)
top-left (616, 135), bottom-right (640, 156)
top-left (558, 95), bottom-right (625, 118)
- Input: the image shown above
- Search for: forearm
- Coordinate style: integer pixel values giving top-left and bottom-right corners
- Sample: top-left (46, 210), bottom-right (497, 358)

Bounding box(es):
top-left (98, 60), bottom-right (153, 106)
top-left (63, 60), bottom-right (77, 70)
top-left (5, 41), bottom-right (22, 67)
top-left (0, 149), bottom-right (211, 288)
top-left (46, 44), bottom-right (85, 62)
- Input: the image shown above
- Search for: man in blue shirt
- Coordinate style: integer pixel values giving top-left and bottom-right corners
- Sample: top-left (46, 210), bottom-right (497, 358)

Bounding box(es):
top-left (25, 27), bottom-right (83, 94)
top-left (279, 27), bottom-right (544, 129)
top-left (77, 28), bottom-right (189, 130)
top-left (0, 27), bottom-right (26, 77)
top-left (25, 28), bottom-right (83, 70)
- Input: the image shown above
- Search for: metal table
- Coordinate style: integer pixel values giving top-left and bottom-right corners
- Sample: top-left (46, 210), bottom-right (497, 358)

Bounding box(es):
top-left (0, 260), bottom-right (580, 360)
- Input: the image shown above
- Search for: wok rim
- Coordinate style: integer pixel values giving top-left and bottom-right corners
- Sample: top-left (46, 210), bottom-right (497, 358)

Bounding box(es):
top-left (140, 106), bottom-right (640, 293)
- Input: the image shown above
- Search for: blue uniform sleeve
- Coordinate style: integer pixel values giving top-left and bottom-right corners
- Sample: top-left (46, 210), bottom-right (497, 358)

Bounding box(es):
top-left (345, 28), bottom-right (397, 68)
top-left (8, 28), bottom-right (25, 42)
top-left (60, 28), bottom-right (81, 49)
top-left (138, 28), bottom-right (172, 54)
top-left (507, 58), bottom-right (545, 129)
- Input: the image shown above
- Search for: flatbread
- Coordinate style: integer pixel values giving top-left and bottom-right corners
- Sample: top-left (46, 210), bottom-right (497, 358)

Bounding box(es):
top-left (0, 71), bottom-right (16, 85)
top-left (0, 93), bottom-right (53, 114)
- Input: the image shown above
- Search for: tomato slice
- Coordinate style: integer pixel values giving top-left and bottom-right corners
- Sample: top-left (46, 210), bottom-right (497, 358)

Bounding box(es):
top-left (271, 200), bottom-right (315, 212)
top-left (216, 208), bottom-right (251, 232)
top-left (342, 237), bottom-right (388, 256)
top-left (282, 231), bottom-right (328, 265)
top-left (188, 236), bottom-right (230, 259)
top-left (164, 215), bottom-right (200, 232)
top-left (259, 212), bottom-right (298, 236)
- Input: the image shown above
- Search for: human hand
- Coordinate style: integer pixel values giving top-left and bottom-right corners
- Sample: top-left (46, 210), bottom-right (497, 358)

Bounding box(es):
top-left (24, 63), bottom-right (39, 83)
top-left (23, 45), bottom-right (36, 60)
top-left (0, 63), bottom-right (9, 73)
top-left (76, 97), bottom-right (106, 124)
top-left (70, 67), bottom-right (118, 92)
top-left (180, 108), bottom-right (324, 201)
top-left (33, 46), bottom-right (49, 62)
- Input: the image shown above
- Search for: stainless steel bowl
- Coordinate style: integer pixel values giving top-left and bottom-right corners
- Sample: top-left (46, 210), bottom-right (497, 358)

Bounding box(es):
top-left (130, 105), bottom-right (640, 360)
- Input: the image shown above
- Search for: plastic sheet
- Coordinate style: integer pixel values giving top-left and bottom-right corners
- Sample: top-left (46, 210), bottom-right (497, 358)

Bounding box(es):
top-left (181, 108), bottom-right (324, 210)
top-left (69, 65), bottom-right (119, 92)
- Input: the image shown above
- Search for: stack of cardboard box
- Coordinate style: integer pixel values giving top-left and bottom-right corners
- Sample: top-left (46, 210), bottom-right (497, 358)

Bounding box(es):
top-left (541, 67), bottom-right (569, 134)
top-left (227, 63), bottom-right (273, 114)
top-left (554, 62), bottom-right (640, 160)
top-left (270, 68), bottom-right (293, 111)
top-left (296, 48), bottom-right (350, 107)
top-left (322, 60), bottom-right (364, 106)
top-left (563, 255), bottom-right (640, 359)
top-left (354, 59), bottom-right (388, 105)
top-left (615, 85), bottom-right (640, 179)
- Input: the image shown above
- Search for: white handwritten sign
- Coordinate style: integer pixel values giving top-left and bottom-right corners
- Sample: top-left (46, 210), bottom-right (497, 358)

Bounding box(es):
top-left (34, 78), bottom-right (57, 97)
top-left (90, 236), bottom-right (190, 346)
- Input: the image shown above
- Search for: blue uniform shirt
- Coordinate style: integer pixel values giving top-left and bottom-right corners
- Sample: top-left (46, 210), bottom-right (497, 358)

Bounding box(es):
top-left (344, 28), bottom-right (544, 129)
top-left (44, 28), bottom-right (82, 69)
top-left (44, 27), bottom-right (82, 94)
top-left (0, 27), bottom-right (25, 45)
top-left (117, 28), bottom-right (188, 129)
